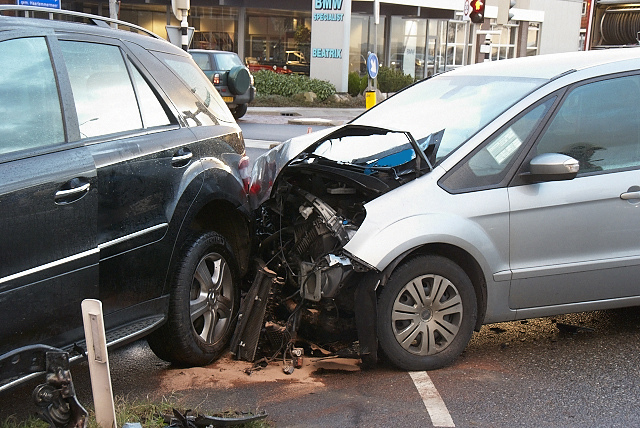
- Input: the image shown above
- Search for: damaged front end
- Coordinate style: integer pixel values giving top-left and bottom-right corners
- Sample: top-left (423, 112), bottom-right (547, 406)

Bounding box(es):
top-left (234, 124), bottom-right (437, 367)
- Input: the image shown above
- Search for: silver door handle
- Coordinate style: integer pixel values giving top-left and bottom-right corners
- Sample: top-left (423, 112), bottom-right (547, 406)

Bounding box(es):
top-left (172, 152), bottom-right (193, 162)
top-left (55, 182), bottom-right (90, 198)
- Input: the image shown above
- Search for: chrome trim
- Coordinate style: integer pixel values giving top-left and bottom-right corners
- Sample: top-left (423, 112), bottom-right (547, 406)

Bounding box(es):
top-left (0, 248), bottom-right (99, 285)
top-left (172, 153), bottom-right (193, 162)
top-left (98, 223), bottom-right (168, 250)
top-left (0, 371), bottom-right (43, 393)
top-left (55, 182), bottom-right (90, 198)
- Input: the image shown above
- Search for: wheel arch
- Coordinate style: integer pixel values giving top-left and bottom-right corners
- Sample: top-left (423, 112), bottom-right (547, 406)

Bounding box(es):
top-left (188, 198), bottom-right (252, 278)
top-left (163, 166), bottom-right (252, 294)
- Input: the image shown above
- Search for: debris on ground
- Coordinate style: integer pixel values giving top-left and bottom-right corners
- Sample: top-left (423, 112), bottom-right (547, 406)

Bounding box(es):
top-left (164, 408), bottom-right (268, 428)
top-left (555, 322), bottom-right (595, 335)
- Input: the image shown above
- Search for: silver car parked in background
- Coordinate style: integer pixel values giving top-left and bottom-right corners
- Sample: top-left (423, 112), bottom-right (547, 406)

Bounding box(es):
top-left (249, 48), bottom-right (640, 371)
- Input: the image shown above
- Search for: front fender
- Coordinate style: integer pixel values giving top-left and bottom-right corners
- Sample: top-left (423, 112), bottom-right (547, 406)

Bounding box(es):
top-left (343, 177), bottom-right (510, 283)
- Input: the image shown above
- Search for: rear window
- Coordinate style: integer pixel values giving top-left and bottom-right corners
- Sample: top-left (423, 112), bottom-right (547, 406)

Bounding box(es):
top-left (213, 52), bottom-right (244, 70)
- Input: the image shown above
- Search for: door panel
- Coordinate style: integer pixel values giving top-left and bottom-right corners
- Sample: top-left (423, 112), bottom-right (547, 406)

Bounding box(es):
top-left (509, 170), bottom-right (640, 308)
top-left (0, 148), bottom-right (98, 353)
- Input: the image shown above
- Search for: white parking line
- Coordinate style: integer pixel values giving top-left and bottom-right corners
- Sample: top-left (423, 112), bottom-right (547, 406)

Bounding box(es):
top-left (409, 371), bottom-right (455, 427)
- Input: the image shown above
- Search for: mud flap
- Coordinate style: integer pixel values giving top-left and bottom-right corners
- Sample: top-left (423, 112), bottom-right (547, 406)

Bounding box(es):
top-left (229, 260), bottom-right (277, 361)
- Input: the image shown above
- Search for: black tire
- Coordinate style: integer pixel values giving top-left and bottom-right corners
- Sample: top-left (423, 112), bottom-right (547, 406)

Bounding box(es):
top-left (148, 231), bottom-right (239, 366)
top-left (377, 255), bottom-right (477, 371)
top-left (227, 66), bottom-right (250, 95)
top-left (233, 103), bottom-right (248, 119)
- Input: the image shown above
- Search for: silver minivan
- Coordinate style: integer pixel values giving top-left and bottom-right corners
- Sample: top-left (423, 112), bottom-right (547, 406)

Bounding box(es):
top-left (248, 48), bottom-right (640, 371)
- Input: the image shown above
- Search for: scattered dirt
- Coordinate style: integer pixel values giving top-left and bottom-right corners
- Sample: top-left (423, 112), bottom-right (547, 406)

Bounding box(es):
top-left (159, 353), bottom-right (362, 392)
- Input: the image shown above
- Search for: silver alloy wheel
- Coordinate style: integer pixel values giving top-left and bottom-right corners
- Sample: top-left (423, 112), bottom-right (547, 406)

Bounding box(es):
top-left (189, 252), bottom-right (234, 345)
top-left (392, 273), bottom-right (463, 356)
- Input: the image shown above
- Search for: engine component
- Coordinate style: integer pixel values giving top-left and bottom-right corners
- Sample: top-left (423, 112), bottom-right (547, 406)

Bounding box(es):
top-left (299, 255), bottom-right (352, 302)
top-left (230, 261), bottom-right (278, 362)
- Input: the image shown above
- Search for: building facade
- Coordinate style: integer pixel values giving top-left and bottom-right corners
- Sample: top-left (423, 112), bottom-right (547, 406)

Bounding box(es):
top-left (15, 0), bottom-right (582, 91)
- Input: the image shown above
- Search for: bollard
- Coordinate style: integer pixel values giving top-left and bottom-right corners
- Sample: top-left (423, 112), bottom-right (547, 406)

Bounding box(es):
top-left (82, 299), bottom-right (117, 428)
top-left (365, 90), bottom-right (377, 109)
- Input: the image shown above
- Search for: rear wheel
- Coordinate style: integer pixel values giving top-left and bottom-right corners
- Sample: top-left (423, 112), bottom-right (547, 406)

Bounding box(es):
top-left (377, 255), bottom-right (477, 371)
top-left (148, 231), bottom-right (239, 366)
top-left (233, 103), bottom-right (248, 119)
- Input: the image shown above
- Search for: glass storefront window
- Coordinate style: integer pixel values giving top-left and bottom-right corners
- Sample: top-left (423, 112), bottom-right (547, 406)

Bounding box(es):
top-left (444, 20), bottom-right (469, 70)
top-left (489, 23), bottom-right (517, 61)
top-left (349, 14), bottom-right (385, 76)
top-left (389, 16), bottom-right (427, 79)
top-left (190, 7), bottom-right (238, 51)
top-left (245, 10), bottom-right (311, 67)
top-left (527, 23), bottom-right (541, 56)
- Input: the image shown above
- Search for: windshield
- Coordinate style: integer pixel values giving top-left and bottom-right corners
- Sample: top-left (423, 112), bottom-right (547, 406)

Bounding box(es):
top-left (351, 74), bottom-right (546, 164)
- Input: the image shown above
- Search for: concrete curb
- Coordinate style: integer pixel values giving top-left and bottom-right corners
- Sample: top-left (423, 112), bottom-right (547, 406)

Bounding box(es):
top-left (287, 117), bottom-right (343, 126)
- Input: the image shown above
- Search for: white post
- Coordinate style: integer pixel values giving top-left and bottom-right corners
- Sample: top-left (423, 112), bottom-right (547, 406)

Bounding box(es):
top-left (172, 0), bottom-right (191, 51)
top-left (108, 0), bottom-right (118, 28)
top-left (81, 299), bottom-right (117, 428)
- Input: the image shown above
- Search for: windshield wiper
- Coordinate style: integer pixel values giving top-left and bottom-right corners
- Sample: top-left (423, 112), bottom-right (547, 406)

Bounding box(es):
top-left (405, 131), bottom-right (433, 177)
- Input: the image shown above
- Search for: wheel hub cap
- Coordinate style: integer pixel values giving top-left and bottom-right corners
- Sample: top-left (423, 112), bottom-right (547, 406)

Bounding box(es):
top-left (391, 273), bottom-right (463, 356)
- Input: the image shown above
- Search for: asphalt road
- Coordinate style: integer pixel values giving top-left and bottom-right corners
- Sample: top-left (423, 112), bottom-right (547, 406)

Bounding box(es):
top-left (4, 309), bottom-right (640, 427)
top-left (3, 120), bottom-right (640, 427)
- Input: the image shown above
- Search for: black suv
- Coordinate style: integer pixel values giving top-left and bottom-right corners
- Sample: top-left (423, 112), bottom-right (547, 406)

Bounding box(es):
top-left (0, 6), bottom-right (252, 389)
top-left (190, 49), bottom-right (256, 119)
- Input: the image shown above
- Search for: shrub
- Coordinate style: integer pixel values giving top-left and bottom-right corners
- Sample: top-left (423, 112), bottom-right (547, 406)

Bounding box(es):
top-left (376, 66), bottom-right (415, 93)
top-left (347, 71), bottom-right (368, 97)
top-left (253, 70), bottom-right (336, 101)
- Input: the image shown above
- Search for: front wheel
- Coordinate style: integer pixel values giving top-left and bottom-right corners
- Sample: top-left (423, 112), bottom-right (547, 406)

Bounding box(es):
top-left (377, 255), bottom-right (477, 371)
top-left (148, 231), bottom-right (239, 366)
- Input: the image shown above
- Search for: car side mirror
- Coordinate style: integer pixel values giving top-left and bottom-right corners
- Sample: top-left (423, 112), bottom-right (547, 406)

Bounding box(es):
top-left (523, 153), bottom-right (580, 182)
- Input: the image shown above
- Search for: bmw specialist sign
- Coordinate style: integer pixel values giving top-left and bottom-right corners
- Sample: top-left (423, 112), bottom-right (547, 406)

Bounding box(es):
top-left (310, 0), bottom-right (352, 92)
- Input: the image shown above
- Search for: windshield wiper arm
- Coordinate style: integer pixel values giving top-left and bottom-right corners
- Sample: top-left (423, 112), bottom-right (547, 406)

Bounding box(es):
top-left (404, 131), bottom-right (433, 177)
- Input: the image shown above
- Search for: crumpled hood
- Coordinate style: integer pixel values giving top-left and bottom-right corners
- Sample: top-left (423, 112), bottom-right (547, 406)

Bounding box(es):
top-left (248, 124), bottom-right (434, 210)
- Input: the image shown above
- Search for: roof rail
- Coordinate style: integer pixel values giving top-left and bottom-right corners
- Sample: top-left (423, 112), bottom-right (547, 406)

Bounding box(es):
top-left (0, 5), bottom-right (162, 39)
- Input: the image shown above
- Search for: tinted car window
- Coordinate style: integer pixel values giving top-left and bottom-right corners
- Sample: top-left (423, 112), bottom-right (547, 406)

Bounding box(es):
top-left (154, 52), bottom-right (235, 123)
top-left (0, 37), bottom-right (64, 154)
top-left (535, 74), bottom-right (640, 173)
top-left (441, 99), bottom-right (554, 192)
top-left (130, 64), bottom-right (172, 128)
top-left (60, 41), bottom-right (142, 138)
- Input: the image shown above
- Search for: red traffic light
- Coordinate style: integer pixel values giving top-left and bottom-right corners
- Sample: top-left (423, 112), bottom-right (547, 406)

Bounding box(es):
top-left (469, 0), bottom-right (485, 23)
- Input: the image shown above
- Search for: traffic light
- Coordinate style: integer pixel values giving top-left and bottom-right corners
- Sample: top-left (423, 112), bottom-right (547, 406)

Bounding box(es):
top-left (469, 0), bottom-right (485, 24)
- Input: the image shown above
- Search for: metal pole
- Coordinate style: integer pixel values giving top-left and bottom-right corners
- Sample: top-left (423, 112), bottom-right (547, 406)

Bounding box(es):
top-left (108, 0), bottom-right (118, 28)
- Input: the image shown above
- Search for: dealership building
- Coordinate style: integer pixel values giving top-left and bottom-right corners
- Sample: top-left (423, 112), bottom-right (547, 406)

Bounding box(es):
top-left (17, 0), bottom-right (583, 92)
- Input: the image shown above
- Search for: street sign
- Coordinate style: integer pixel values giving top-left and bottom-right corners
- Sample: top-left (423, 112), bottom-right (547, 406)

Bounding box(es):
top-left (18, 0), bottom-right (60, 9)
top-left (367, 52), bottom-right (379, 79)
top-left (463, 0), bottom-right (470, 21)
